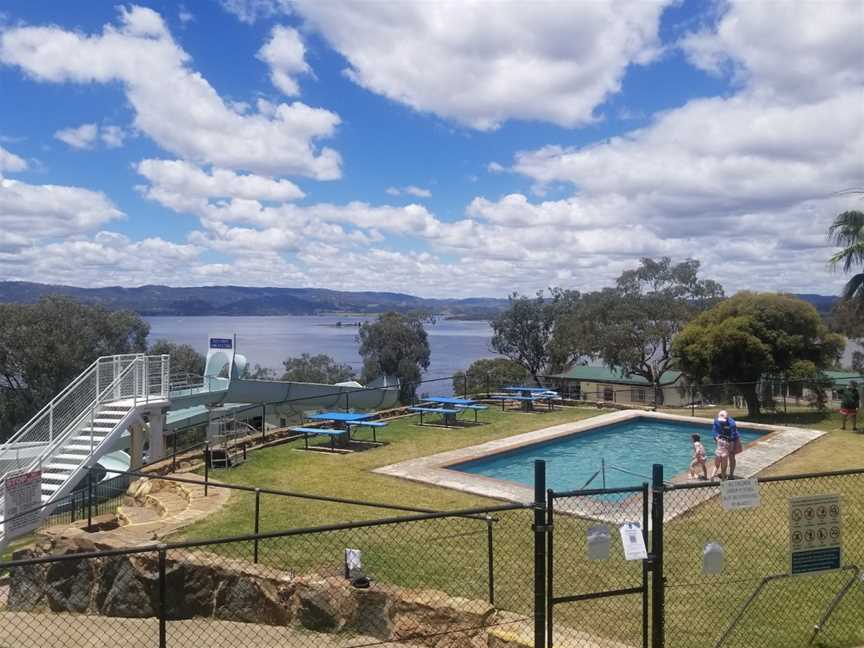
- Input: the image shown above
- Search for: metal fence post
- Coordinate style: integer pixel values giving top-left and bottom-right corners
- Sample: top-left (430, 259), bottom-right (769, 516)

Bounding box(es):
top-left (691, 385), bottom-right (695, 417)
top-left (486, 372), bottom-right (491, 399)
top-left (534, 459), bottom-right (547, 648)
top-left (464, 373), bottom-right (469, 399)
top-left (203, 443), bottom-right (209, 496)
top-left (254, 488), bottom-right (261, 564)
top-left (485, 514), bottom-right (495, 605)
top-left (651, 464), bottom-right (665, 648)
top-left (87, 467), bottom-right (93, 530)
top-left (172, 432), bottom-right (178, 472)
top-left (158, 545), bottom-right (167, 648)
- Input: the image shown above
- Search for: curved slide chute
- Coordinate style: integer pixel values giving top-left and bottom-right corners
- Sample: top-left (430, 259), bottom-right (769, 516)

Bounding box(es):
top-left (168, 334), bottom-right (400, 419)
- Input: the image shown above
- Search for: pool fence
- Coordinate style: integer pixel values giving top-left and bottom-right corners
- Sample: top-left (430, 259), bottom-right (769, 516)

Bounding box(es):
top-left (1, 462), bottom-right (863, 648)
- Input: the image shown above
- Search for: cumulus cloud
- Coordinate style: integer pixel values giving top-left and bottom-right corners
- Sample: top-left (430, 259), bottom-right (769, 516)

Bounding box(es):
top-left (681, 0), bottom-right (864, 102)
top-left (385, 185), bottom-right (432, 198)
top-left (54, 122), bottom-right (127, 150)
top-left (136, 159), bottom-right (305, 213)
top-left (257, 25), bottom-right (310, 96)
top-left (0, 175), bottom-right (123, 247)
top-left (0, 145), bottom-right (27, 172)
top-left (292, 1), bottom-right (671, 130)
top-left (220, 0), bottom-right (288, 24)
top-left (0, 5), bottom-right (342, 179)
top-left (0, 231), bottom-right (201, 287)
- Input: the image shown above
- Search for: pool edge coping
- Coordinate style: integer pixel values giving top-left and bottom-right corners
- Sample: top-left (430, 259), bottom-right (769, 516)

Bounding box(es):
top-left (372, 409), bottom-right (827, 508)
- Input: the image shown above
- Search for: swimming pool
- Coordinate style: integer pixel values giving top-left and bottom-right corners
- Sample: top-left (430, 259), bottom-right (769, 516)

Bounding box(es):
top-left (452, 417), bottom-right (764, 491)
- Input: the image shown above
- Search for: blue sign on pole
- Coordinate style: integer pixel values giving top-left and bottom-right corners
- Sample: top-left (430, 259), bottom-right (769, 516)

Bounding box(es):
top-left (209, 337), bottom-right (233, 350)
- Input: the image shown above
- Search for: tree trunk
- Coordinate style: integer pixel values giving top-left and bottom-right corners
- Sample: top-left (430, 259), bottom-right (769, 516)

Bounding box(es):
top-left (741, 382), bottom-right (761, 416)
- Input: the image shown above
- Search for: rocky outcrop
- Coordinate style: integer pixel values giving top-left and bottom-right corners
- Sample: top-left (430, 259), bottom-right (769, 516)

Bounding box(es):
top-left (7, 538), bottom-right (503, 647)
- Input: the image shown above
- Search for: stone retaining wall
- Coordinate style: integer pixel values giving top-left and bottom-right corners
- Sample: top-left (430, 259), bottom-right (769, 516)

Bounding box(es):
top-left (7, 538), bottom-right (525, 648)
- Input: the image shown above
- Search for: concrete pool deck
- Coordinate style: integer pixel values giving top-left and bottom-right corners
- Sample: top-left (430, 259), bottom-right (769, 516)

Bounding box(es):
top-left (375, 410), bottom-right (826, 521)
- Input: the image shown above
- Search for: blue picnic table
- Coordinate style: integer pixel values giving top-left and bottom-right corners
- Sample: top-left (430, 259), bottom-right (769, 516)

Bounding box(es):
top-left (496, 386), bottom-right (561, 412)
top-left (294, 411), bottom-right (388, 449)
top-left (410, 396), bottom-right (489, 426)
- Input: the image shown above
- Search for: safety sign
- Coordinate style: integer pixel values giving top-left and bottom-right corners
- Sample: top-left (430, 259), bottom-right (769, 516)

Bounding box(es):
top-left (789, 494), bottom-right (842, 575)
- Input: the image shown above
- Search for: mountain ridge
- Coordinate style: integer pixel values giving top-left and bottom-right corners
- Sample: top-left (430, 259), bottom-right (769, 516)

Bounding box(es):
top-left (0, 281), bottom-right (839, 318)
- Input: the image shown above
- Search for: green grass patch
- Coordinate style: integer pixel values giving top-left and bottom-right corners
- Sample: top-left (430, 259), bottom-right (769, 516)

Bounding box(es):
top-left (171, 405), bottom-right (864, 647)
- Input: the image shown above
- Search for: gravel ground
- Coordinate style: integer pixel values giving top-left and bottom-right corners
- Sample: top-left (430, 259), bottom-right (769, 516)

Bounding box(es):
top-left (0, 611), bottom-right (430, 648)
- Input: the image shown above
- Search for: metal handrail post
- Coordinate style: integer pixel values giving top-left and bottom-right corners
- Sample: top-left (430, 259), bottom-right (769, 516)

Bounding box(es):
top-left (533, 459), bottom-right (547, 648)
top-left (253, 488), bottom-right (261, 564)
top-left (651, 464), bottom-right (665, 648)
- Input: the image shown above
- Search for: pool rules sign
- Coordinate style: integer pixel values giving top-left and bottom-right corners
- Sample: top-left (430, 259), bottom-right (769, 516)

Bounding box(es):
top-left (789, 494), bottom-right (842, 575)
top-left (1, 469), bottom-right (42, 540)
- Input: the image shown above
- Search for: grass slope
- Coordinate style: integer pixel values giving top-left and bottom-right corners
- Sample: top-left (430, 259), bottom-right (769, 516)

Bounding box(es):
top-left (171, 406), bottom-right (864, 647)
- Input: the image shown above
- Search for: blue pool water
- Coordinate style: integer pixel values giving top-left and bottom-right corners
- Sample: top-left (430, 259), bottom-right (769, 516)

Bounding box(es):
top-left (453, 418), bottom-right (765, 491)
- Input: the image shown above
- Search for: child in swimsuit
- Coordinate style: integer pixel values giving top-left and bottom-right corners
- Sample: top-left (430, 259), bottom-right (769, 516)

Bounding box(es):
top-left (689, 433), bottom-right (707, 480)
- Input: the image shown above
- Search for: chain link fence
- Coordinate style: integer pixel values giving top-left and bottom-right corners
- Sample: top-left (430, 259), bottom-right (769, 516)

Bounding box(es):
top-left (663, 471), bottom-right (864, 648)
top-left (0, 503), bottom-right (534, 648)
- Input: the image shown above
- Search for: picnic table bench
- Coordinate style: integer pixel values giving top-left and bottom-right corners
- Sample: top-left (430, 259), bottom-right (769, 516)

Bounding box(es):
top-left (345, 419), bottom-right (387, 443)
top-left (409, 406), bottom-right (461, 426)
top-left (291, 426), bottom-right (349, 451)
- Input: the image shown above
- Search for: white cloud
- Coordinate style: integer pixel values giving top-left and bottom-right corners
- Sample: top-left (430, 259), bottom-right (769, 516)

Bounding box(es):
top-left (257, 25), bottom-right (310, 96)
top-left (136, 159), bottom-right (305, 210)
top-left (293, 0), bottom-right (671, 130)
top-left (0, 145), bottom-right (27, 172)
top-left (404, 186), bottom-right (431, 198)
top-left (178, 6), bottom-right (194, 26)
top-left (54, 123), bottom-right (99, 149)
top-left (1, 5), bottom-right (342, 179)
top-left (55, 123), bottom-right (128, 149)
top-left (0, 175), bottom-right (123, 248)
top-left (385, 185), bottom-right (432, 198)
top-left (0, 231), bottom-right (201, 287)
top-left (220, 0), bottom-right (288, 24)
top-left (681, 0), bottom-right (864, 103)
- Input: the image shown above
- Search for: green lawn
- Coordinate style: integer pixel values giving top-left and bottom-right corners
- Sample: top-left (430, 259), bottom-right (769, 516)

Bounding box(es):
top-left (168, 405), bottom-right (864, 647)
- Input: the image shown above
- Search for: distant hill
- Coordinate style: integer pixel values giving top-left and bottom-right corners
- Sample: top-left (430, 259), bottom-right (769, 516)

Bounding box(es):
top-left (0, 282), bottom-right (839, 319)
top-left (792, 294), bottom-right (838, 314)
top-left (0, 281), bottom-right (508, 319)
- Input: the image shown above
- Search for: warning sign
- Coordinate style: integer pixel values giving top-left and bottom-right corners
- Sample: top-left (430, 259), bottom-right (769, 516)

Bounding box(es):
top-left (789, 494), bottom-right (842, 575)
top-left (720, 478), bottom-right (761, 510)
top-left (1, 469), bottom-right (43, 540)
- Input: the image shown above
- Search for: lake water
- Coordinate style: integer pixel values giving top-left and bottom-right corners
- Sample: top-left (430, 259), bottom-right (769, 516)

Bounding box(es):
top-left (146, 315), bottom-right (495, 396)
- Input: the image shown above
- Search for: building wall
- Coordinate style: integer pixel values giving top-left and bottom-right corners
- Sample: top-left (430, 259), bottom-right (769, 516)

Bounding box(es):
top-left (553, 378), bottom-right (688, 407)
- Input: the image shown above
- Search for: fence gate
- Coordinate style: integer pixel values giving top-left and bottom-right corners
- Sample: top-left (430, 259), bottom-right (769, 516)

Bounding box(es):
top-left (546, 477), bottom-right (659, 648)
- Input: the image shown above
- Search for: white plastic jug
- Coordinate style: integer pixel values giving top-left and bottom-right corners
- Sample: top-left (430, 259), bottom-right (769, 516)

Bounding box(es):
top-left (703, 542), bottom-right (725, 574)
top-left (587, 525), bottom-right (611, 561)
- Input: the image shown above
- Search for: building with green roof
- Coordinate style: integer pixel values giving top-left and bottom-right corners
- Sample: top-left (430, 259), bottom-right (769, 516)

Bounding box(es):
top-left (548, 365), bottom-right (689, 406)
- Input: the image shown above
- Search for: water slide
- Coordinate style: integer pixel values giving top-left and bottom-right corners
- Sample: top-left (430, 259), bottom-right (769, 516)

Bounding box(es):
top-left (165, 334), bottom-right (401, 428)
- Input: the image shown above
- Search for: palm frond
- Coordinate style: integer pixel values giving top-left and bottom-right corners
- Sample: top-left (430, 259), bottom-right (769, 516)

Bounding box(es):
top-left (840, 273), bottom-right (864, 302)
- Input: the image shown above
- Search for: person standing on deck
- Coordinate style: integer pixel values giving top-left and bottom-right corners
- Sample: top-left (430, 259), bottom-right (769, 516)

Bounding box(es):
top-left (839, 381), bottom-right (859, 432)
top-left (710, 410), bottom-right (740, 480)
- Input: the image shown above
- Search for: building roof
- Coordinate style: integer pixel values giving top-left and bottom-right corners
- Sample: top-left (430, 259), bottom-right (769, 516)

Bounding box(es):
top-left (823, 371), bottom-right (864, 388)
top-left (551, 365), bottom-right (684, 386)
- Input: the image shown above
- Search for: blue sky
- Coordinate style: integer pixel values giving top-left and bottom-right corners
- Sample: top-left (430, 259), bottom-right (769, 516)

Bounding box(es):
top-left (0, 0), bottom-right (862, 297)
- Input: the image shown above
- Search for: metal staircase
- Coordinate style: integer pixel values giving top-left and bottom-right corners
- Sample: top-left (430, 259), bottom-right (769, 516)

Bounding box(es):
top-left (0, 354), bottom-right (170, 546)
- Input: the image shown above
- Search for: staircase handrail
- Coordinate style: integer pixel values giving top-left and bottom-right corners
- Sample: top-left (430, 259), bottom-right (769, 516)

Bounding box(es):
top-left (0, 354), bottom-right (143, 459)
top-left (22, 357), bottom-right (144, 477)
top-left (1, 354), bottom-right (169, 479)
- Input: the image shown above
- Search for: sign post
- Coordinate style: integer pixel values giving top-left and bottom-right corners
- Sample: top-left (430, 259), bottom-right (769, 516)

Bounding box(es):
top-left (789, 494), bottom-right (842, 575)
top-left (2, 469), bottom-right (43, 540)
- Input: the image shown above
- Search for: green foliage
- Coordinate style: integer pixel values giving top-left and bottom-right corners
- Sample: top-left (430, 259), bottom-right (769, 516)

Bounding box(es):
top-left (359, 312), bottom-right (431, 403)
top-left (552, 257), bottom-right (723, 404)
top-left (0, 296), bottom-right (149, 439)
top-left (673, 292), bottom-right (845, 415)
top-left (280, 353), bottom-right (355, 383)
top-left (491, 290), bottom-right (579, 381)
top-left (828, 209), bottom-right (864, 302)
top-left (148, 339), bottom-right (205, 377)
top-left (452, 357), bottom-right (528, 395)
